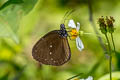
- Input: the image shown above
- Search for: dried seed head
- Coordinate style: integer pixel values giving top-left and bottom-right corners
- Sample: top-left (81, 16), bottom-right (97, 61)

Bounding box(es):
top-left (110, 16), bottom-right (115, 22)
top-left (98, 16), bottom-right (107, 34)
top-left (98, 16), bottom-right (115, 34)
top-left (106, 16), bottom-right (115, 33)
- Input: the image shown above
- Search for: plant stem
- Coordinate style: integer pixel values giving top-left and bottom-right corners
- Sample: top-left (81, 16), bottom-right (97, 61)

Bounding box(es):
top-left (109, 52), bottom-right (112, 80)
top-left (87, 0), bottom-right (107, 54)
top-left (111, 33), bottom-right (116, 52)
top-left (67, 73), bottom-right (83, 80)
top-left (105, 34), bottom-right (112, 80)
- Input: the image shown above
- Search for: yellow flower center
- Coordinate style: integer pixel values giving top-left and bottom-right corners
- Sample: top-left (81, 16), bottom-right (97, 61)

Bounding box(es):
top-left (70, 29), bottom-right (79, 39)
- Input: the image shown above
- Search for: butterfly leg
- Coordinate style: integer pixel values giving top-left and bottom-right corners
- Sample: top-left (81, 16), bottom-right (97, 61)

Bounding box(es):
top-left (68, 35), bottom-right (71, 40)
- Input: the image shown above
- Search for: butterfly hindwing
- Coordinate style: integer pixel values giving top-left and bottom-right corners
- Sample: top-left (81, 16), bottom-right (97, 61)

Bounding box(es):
top-left (32, 30), bottom-right (71, 66)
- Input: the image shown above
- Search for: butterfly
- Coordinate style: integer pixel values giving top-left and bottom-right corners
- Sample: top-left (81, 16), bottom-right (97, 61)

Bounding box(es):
top-left (32, 24), bottom-right (71, 66)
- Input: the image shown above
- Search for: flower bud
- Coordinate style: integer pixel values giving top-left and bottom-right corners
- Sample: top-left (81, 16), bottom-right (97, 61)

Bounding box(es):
top-left (98, 16), bottom-right (107, 34)
top-left (98, 16), bottom-right (115, 34)
top-left (106, 16), bottom-right (115, 33)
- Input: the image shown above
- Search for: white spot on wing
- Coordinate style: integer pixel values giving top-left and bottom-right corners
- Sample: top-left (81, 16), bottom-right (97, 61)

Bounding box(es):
top-left (65, 59), bottom-right (68, 61)
top-left (50, 52), bottom-right (52, 55)
top-left (50, 45), bottom-right (52, 48)
top-left (51, 58), bottom-right (53, 60)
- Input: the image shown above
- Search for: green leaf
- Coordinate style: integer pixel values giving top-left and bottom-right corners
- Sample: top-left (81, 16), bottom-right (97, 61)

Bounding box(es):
top-left (0, 72), bottom-right (9, 80)
top-left (0, 5), bottom-right (22, 43)
top-left (19, 0), bottom-right (42, 36)
top-left (0, 0), bottom-right (37, 43)
top-left (0, 0), bottom-right (23, 10)
top-left (8, 0), bottom-right (24, 3)
top-left (0, 18), bottom-right (19, 44)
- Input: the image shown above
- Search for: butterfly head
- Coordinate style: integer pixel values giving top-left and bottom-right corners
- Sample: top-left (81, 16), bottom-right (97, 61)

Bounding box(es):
top-left (59, 24), bottom-right (68, 37)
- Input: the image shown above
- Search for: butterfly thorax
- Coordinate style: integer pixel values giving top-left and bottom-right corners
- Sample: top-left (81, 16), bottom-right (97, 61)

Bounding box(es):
top-left (59, 24), bottom-right (68, 37)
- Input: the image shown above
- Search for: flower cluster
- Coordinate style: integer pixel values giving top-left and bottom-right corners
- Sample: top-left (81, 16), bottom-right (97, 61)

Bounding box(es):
top-left (98, 16), bottom-right (115, 34)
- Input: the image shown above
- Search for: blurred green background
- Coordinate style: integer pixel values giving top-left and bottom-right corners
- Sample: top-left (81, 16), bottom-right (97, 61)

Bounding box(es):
top-left (0, 0), bottom-right (120, 80)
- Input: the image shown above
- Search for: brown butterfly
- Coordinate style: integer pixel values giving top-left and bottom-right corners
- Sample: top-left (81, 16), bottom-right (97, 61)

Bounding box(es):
top-left (32, 24), bottom-right (71, 66)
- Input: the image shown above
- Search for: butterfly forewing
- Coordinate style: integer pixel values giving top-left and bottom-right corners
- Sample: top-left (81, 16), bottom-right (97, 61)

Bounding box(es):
top-left (32, 30), bottom-right (71, 66)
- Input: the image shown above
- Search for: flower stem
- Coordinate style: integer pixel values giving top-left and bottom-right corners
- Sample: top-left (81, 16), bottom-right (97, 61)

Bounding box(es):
top-left (109, 52), bottom-right (112, 80)
top-left (111, 33), bottom-right (116, 52)
top-left (83, 32), bottom-right (102, 37)
top-left (105, 33), bottom-right (112, 80)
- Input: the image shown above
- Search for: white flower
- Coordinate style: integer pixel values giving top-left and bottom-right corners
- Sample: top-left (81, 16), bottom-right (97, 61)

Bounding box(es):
top-left (80, 76), bottom-right (93, 80)
top-left (68, 19), bottom-right (84, 51)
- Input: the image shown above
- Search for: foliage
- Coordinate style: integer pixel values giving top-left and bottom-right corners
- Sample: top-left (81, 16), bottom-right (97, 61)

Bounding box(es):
top-left (0, 0), bottom-right (120, 80)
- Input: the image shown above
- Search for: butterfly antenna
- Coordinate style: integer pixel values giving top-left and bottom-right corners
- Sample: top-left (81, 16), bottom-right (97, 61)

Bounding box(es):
top-left (61, 9), bottom-right (76, 24)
